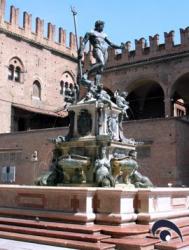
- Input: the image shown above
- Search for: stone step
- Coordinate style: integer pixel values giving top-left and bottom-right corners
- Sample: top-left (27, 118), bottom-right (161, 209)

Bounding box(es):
top-left (0, 217), bottom-right (101, 234)
top-left (0, 206), bottom-right (95, 225)
top-left (123, 233), bottom-right (151, 239)
top-left (178, 227), bottom-right (189, 237)
top-left (102, 237), bottom-right (160, 250)
top-left (0, 216), bottom-right (150, 237)
top-left (155, 235), bottom-right (189, 250)
top-left (0, 231), bottom-right (115, 250)
top-left (166, 217), bottom-right (189, 229)
top-left (149, 217), bottom-right (189, 231)
top-left (0, 224), bottom-right (111, 243)
top-left (100, 224), bottom-right (150, 237)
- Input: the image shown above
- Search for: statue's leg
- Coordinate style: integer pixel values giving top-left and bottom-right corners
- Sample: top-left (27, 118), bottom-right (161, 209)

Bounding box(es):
top-left (88, 49), bottom-right (104, 76)
top-left (104, 49), bottom-right (108, 65)
top-left (95, 74), bottom-right (102, 86)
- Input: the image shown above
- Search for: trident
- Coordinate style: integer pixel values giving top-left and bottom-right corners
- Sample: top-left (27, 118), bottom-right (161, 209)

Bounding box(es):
top-left (71, 6), bottom-right (83, 80)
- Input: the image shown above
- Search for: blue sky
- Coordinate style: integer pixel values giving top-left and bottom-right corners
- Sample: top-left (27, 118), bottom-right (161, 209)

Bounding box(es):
top-left (5, 0), bottom-right (189, 48)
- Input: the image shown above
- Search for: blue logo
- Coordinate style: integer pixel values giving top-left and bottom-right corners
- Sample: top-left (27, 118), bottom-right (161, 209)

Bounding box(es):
top-left (151, 219), bottom-right (183, 242)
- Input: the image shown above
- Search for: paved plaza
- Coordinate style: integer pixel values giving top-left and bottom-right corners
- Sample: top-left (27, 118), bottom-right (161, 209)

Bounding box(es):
top-left (0, 238), bottom-right (76, 250)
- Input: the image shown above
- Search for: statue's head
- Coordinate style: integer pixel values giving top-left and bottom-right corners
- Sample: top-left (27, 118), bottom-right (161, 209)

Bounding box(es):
top-left (85, 91), bottom-right (93, 100)
top-left (128, 150), bottom-right (137, 159)
top-left (121, 91), bottom-right (128, 98)
top-left (96, 84), bottom-right (103, 92)
top-left (101, 177), bottom-right (111, 187)
top-left (99, 146), bottom-right (107, 158)
top-left (95, 20), bottom-right (104, 32)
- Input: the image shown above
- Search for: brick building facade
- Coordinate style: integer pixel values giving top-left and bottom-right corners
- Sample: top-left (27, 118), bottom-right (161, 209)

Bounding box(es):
top-left (0, 0), bottom-right (77, 133)
top-left (0, 0), bottom-right (189, 186)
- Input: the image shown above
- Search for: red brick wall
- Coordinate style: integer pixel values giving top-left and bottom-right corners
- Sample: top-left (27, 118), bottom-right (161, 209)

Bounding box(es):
top-left (123, 118), bottom-right (189, 186)
top-left (175, 119), bottom-right (189, 186)
top-left (0, 127), bottom-right (68, 184)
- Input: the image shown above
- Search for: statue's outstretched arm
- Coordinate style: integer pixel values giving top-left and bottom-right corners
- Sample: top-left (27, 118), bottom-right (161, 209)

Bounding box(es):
top-left (105, 37), bottom-right (124, 50)
top-left (78, 32), bottom-right (90, 59)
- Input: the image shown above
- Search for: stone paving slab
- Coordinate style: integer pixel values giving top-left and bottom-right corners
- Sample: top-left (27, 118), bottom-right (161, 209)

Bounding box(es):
top-left (0, 238), bottom-right (76, 250)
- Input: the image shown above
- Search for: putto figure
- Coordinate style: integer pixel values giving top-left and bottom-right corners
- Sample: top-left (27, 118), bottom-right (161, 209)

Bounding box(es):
top-left (78, 20), bottom-right (124, 86)
top-left (114, 90), bottom-right (129, 118)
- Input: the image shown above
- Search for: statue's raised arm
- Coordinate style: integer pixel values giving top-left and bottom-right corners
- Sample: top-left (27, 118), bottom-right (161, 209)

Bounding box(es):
top-left (105, 37), bottom-right (125, 50)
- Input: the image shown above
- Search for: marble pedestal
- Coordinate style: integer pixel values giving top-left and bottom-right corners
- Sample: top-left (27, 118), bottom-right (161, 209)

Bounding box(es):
top-left (0, 185), bottom-right (96, 224)
top-left (0, 186), bottom-right (189, 226)
top-left (94, 188), bottom-right (137, 225)
top-left (136, 188), bottom-right (189, 224)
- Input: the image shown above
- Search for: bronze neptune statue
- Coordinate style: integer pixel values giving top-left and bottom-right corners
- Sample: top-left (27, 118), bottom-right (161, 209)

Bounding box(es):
top-left (78, 20), bottom-right (125, 86)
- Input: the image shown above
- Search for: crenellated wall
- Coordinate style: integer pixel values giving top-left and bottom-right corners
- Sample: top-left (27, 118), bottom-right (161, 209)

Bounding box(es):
top-left (0, 0), bottom-right (77, 57)
top-left (84, 26), bottom-right (189, 69)
top-left (107, 27), bottom-right (189, 67)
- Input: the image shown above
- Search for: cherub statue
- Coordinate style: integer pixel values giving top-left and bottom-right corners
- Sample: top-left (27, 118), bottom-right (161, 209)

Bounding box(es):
top-left (114, 90), bottom-right (129, 117)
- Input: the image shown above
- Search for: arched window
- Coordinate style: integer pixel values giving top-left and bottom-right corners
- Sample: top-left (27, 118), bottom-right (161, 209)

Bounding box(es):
top-left (60, 72), bottom-right (77, 104)
top-left (8, 57), bottom-right (24, 83)
top-left (32, 80), bottom-right (41, 100)
top-left (60, 72), bottom-right (75, 96)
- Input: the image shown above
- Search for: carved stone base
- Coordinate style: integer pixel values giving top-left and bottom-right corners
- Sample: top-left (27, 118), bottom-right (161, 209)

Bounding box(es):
top-left (136, 188), bottom-right (189, 224)
top-left (0, 186), bottom-right (189, 226)
top-left (0, 185), bottom-right (96, 225)
top-left (94, 188), bottom-right (138, 225)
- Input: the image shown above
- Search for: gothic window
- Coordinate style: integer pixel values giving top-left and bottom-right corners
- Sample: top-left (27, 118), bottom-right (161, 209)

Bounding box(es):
top-left (32, 80), bottom-right (41, 100)
top-left (60, 72), bottom-right (78, 104)
top-left (60, 72), bottom-right (75, 96)
top-left (8, 57), bottom-right (24, 83)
